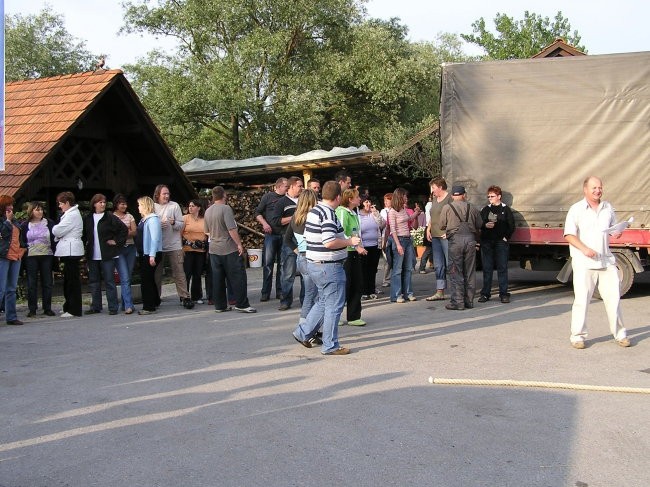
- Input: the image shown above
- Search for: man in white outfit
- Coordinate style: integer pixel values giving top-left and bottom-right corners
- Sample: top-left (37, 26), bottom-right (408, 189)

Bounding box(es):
top-left (564, 176), bottom-right (630, 349)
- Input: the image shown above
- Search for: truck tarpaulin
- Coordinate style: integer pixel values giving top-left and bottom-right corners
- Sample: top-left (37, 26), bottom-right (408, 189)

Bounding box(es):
top-left (440, 52), bottom-right (650, 230)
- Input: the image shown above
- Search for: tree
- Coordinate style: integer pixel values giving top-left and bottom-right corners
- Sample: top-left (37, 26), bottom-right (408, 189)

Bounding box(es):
top-left (123, 0), bottom-right (366, 159)
top-left (461, 11), bottom-right (586, 60)
top-left (122, 2), bottom-right (473, 166)
top-left (5, 7), bottom-right (99, 81)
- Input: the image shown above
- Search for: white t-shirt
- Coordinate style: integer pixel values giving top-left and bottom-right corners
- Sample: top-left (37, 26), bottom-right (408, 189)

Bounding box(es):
top-left (564, 198), bottom-right (616, 269)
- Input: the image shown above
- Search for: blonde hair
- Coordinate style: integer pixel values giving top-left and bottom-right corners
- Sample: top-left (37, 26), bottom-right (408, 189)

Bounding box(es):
top-left (341, 189), bottom-right (359, 209)
top-left (294, 190), bottom-right (318, 226)
top-left (137, 196), bottom-right (155, 215)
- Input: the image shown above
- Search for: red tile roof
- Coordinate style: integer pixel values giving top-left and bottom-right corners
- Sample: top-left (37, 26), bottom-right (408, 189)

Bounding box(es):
top-left (2, 69), bottom-right (123, 196)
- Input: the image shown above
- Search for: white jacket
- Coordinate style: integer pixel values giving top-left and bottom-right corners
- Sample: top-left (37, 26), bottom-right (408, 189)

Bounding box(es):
top-left (52, 205), bottom-right (84, 257)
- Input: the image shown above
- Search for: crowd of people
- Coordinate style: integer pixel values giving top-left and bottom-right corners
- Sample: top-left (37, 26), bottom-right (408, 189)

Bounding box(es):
top-left (0, 183), bottom-right (256, 324)
top-left (0, 174), bottom-right (630, 352)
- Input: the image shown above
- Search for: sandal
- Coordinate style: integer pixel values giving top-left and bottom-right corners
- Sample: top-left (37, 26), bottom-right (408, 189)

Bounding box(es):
top-left (426, 293), bottom-right (446, 301)
top-left (125, 308), bottom-right (134, 314)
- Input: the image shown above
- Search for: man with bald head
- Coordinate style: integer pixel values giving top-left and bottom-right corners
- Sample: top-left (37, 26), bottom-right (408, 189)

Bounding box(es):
top-left (564, 176), bottom-right (630, 349)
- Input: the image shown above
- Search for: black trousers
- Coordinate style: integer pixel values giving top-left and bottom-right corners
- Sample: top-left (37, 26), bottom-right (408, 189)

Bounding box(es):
top-left (60, 256), bottom-right (82, 317)
top-left (344, 251), bottom-right (363, 321)
top-left (360, 246), bottom-right (381, 295)
top-left (210, 252), bottom-right (250, 310)
top-left (183, 251), bottom-right (206, 301)
top-left (140, 253), bottom-right (162, 311)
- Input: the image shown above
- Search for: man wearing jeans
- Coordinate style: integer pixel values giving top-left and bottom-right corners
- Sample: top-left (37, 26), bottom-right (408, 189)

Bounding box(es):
top-left (205, 186), bottom-right (256, 314)
top-left (274, 176), bottom-right (304, 311)
top-left (478, 185), bottom-right (515, 304)
top-left (292, 181), bottom-right (360, 355)
top-left (564, 176), bottom-right (629, 349)
top-left (255, 178), bottom-right (288, 301)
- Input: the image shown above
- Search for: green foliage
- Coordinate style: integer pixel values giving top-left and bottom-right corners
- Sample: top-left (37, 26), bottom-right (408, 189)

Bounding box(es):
top-left (122, 2), bottom-right (467, 164)
top-left (4, 7), bottom-right (99, 81)
top-left (461, 11), bottom-right (586, 60)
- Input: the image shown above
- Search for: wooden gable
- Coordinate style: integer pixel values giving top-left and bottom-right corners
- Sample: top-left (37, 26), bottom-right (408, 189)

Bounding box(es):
top-left (2, 70), bottom-right (196, 212)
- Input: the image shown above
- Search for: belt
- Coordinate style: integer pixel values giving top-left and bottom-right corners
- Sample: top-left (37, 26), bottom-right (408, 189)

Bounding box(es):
top-left (308, 259), bottom-right (346, 264)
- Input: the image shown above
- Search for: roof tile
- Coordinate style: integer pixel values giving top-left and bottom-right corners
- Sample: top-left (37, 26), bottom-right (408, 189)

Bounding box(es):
top-left (1, 70), bottom-right (123, 196)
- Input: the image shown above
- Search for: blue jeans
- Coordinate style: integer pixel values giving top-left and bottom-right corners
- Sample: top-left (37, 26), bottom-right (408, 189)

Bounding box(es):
top-left (261, 234), bottom-right (282, 298)
top-left (294, 260), bottom-right (346, 354)
top-left (25, 255), bottom-right (53, 313)
top-left (88, 259), bottom-right (119, 313)
top-left (390, 237), bottom-right (415, 301)
top-left (116, 244), bottom-right (137, 310)
top-left (0, 258), bottom-right (22, 322)
top-left (296, 254), bottom-right (317, 320)
top-left (210, 252), bottom-right (250, 310)
top-left (431, 237), bottom-right (448, 291)
top-left (480, 239), bottom-right (510, 298)
top-left (280, 244), bottom-right (299, 307)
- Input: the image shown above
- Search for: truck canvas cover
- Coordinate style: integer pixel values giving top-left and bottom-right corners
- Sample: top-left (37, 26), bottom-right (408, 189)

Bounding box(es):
top-left (440, 52), bottom-right (650, 229)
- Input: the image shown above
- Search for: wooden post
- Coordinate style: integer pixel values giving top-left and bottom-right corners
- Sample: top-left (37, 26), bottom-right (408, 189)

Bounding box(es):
top-left (302, 169), bottom-right (312, 187)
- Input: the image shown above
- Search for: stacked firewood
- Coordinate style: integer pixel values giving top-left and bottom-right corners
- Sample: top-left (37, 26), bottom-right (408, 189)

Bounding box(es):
top-left (225, 188), bottom-right (267, 249)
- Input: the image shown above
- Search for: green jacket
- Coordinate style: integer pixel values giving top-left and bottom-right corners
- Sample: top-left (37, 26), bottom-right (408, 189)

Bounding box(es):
top-left (335, 206), bottom-right (360, 251)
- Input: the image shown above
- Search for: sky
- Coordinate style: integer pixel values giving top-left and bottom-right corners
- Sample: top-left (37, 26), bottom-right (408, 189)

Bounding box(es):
top-left (5, 0), bottom-right (650, 69)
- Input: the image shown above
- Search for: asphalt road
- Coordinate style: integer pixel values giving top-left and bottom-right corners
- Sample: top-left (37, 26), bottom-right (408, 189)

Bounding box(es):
top-left (1, 265), bottom-right (648, 487)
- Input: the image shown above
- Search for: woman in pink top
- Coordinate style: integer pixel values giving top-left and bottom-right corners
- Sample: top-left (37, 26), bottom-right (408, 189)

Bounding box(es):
top-left (388, 188), bottom-right (421, 303)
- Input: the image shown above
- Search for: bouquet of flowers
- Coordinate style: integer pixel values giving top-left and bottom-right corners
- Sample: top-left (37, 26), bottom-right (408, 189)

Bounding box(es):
top-left (410, 227), bottom-right (424, 247)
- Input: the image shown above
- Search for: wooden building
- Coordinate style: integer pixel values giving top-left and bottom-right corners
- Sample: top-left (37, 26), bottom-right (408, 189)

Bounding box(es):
top-left (532, 38), bottom-right (587, 58)
top-left (1, 69), bottom-right (196, 214)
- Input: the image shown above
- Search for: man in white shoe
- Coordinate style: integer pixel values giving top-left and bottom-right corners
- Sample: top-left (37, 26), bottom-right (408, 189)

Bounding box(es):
top-left (564, 176), bottom-right (630, 349)
top-left (205, 186), bottom-right (256, 314)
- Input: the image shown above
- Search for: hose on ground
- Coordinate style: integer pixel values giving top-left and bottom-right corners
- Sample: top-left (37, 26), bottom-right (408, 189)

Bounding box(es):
top-left (428, 377), bottom-right (650, 394)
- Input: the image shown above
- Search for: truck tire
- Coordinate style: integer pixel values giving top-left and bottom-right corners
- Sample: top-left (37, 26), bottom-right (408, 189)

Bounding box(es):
top-left (593, 252), bottom-right (634, 299)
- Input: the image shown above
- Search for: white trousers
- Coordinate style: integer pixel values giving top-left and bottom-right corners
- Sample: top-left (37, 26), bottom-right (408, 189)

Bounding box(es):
top-left (570, 265), bottom-right (626, 343)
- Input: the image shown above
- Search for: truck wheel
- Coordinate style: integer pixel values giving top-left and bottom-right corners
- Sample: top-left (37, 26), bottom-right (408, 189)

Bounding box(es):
top-left (593, 253), bottom-right (634, 299)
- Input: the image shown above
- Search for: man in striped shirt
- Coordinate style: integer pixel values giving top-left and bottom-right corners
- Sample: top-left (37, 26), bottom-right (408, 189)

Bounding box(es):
top-left (292, 181), bottom-right (360, 355)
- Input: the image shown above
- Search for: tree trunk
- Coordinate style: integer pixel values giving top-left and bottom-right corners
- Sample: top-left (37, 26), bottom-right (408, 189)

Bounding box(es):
top-left (231, 114), bottom-right (240, 157)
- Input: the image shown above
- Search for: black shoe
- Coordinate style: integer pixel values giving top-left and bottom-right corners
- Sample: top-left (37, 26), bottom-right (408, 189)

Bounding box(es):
top-left (309, 335), bottom-right (323, 346)
top-left (293, 333), bottom-right (312, 348)
top-left (278, 304), bottom-right (290, 311)
top-left (44, 310), bottom-right (56, 316)
top-left (109, 310), bottom-right (118, 315)
top-left (182, 298), bottom-right (195, 309)
top-left (27, 311), bottom-right (36, 318)
top-left (500, 295), bottom-right (510, 303)
top-left (445, 303), bottom-right (465, 311)
top-left (464, 302), bottom-right (474, 309)
top-left (6, 319), bottom-right (24, 325)
top-left (477, 295), bottom-right (489, 303)
top-left (260, 295), bottom-right (269, 302)
top-left (85, 309), bottom-right (101, 315)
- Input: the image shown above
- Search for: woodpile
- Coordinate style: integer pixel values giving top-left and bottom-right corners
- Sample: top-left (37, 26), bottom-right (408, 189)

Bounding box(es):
top-left (225, 188), bottom-right (267, 249)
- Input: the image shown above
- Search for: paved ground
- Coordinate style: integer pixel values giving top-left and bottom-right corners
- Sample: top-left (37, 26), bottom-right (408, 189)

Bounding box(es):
top-left (1, 265), bottom-right (649, 487)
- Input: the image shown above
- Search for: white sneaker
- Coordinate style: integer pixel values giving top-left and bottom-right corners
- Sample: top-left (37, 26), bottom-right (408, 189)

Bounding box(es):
top-left (60, 312), bottom-right (75, 318)
top-left (234, 306), bottom-right (257, 313)
top-left (195, 299), bottom-right (204, 305)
